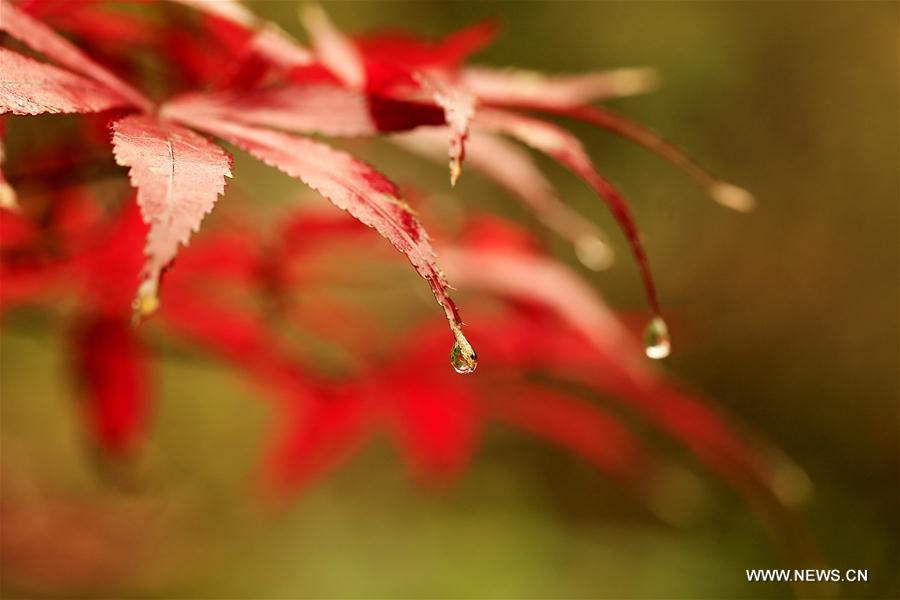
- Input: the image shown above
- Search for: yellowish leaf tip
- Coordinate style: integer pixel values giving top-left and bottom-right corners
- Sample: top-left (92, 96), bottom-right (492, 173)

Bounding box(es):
top-left (0, 182), bottom-right (20, 212)
top-left (131, 278), bottom-right (160, 325)
top-left (710, 181), bottom-right (756, 213)
top-left (607, 67), bottom-right (661, 97)
top-left (298, 3), bottom-right (326, 29)
top-left (449, 158), bottom-right (462, 187)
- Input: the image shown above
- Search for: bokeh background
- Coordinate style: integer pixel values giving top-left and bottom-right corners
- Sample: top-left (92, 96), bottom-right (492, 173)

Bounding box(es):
top-left (1, 1), bottom-right (897, 598)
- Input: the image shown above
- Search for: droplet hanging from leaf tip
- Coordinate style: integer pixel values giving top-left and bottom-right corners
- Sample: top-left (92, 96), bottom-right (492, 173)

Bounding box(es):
top-left (0, 182), bottom-right (18, 212)
top-left (644, 316), bottom-right (671, 360)
top-left (449, 158), bottom-right (462, 187)
top-left (131, 279), bottom-right (159, 325)
top-left (450, 330), bottom-right (477, 374)
top-left (710, 181), bottom-right (755, 213)
top-left (575, 234), bottom-right (615, 271)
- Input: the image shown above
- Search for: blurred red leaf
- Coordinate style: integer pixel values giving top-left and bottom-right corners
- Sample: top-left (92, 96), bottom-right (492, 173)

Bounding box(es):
top-left (0, 0), bottom-right (151, 111)
top-left (71, 315), bottom-right (149, 456)
top-left (387, 373), bottom-right (481, 484)
top-left (163, 84), bottom-right (445, 137)
top-left (0, 49), bottom-right (131, 115)
top-left (299, 4), bottom-right (365, 89)
top-left (461, 66), bottom-right (658, 109)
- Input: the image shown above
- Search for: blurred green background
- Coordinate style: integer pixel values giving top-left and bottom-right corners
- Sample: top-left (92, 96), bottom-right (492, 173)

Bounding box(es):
top-left (1, 1), bottom-right (897, 598)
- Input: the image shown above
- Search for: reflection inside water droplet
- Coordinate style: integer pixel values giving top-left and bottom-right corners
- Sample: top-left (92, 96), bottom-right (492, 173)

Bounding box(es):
top-left (643, 316), bottom-right (671, 360)
top-left (450, 336), bottom-right (477, 374)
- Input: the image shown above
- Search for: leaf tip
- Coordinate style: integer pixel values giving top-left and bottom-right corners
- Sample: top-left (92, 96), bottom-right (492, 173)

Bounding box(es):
top-left (298, 2), bottom-right (326, 26)
top-left (607, 67), bottom-right (661, 97)
top-left (449, 157), bottom-right (462, 187)
top-left (298, 2), bottom-right (335, 42)
top-left (0, 181), bottom-right (20, 212)
top-left (710, 181), bottom-right (755, 213)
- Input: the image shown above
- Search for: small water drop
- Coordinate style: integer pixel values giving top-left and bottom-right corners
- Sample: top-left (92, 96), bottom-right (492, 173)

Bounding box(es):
top-left (131, 278), bottom-right (159, 325)
top-left (575, 234), bottom-right (615, 271)
top-left (449, 158), bottom-right (462, 187)
top-left (450, 333), bottom-right (477, 374)
top-left (643, 316), bottom-right (671, 360)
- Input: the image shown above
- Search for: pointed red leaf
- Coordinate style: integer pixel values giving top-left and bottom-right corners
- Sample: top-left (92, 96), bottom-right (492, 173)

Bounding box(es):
top-left (556, 105), bottom-right (755, 212)
top-left (0, 49), bottom-right (132, 115)
top-left (163, 85), bottom-right (379, 137)
top-left (263, 391), bottom-right (373, 495)
top-left (172, 0), bottom-right (312, 88)
top-left (296, 3), bottom-right (473, 178)
top-left (461, 66), bottom-right (658, 109)
top-left (0, 0), bottom-right (151, 111)
top-left (43, 6), bottom-right (155, 47)
top-left (16, 0), bottom-right (104, 19)
top-left (394, 127), bottom-right (611, 266)
top-left (163, 85), bottom-right (445, 136)
top-left (168, 112), bottom-right (474, 365)
top-left (300, 4), bottom-right (365, 89)
top-left (415, 75), bottom-right (476, 186)
top-left (440, 244), bottom-right (645, 376)
top-left (111, 114), bottom-right (232, 317)
top-left (244, 26), bottom-right (314, 70)
top-left (355, 20), bottom-right (498, 72)
top-left (474, 108), bottom-right (662, 316)
top-left (170, 0), bottom-right (257, 27)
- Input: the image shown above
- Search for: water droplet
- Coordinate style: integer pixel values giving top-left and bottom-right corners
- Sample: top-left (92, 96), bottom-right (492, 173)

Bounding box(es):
top-left (710, 181), bottom-right (755, 213)
top-left (643, 316), bottom-right (671, 359)
top-left (131, 278), bottom-right (159, 325)
top-left (449, 158), bottom-right (462, 187)
top-left (450, 332), bottom-right (477, 374)
top-left (575, 234), bottom-right (614, 271)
